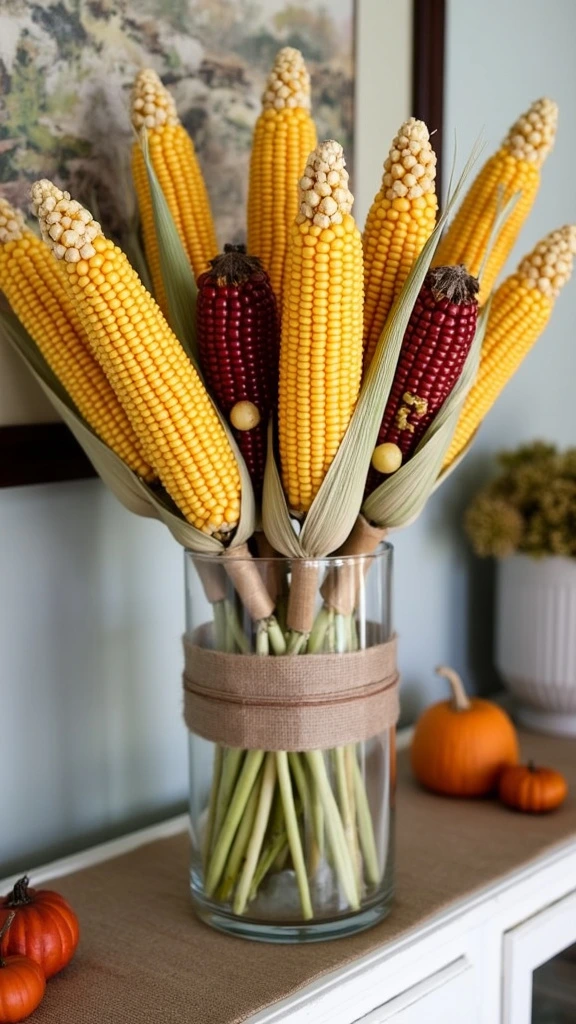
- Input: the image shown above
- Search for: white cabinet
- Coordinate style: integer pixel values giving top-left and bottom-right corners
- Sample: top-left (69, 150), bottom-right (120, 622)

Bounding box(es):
top-left (354, 958), bottom-right (476, 1023)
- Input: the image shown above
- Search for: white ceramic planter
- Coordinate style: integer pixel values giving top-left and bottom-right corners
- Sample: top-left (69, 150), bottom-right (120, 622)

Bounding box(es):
top-left (496, 555), bottom-right (576, 736)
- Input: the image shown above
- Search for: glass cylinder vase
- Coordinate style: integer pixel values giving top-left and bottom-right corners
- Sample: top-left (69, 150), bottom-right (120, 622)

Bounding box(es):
top-left (185, 545), bottom-right (396, 943)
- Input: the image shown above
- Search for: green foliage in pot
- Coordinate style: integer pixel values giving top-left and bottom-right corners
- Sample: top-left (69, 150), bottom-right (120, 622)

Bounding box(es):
top-left (465, 442), bottom-right (576, 558)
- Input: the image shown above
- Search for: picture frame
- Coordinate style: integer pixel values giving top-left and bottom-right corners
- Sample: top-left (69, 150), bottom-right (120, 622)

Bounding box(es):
top-left (0, 0), bottom-right (445, 489)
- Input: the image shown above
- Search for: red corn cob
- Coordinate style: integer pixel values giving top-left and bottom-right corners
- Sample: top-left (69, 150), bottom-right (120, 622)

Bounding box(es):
top-left (197, 244), bottom-right (280, 495)
top-left (367, 265), bottom-right (479, 490)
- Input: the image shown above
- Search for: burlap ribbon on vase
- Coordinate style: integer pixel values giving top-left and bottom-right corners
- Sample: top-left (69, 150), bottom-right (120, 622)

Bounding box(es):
top-left (182, 624), bottom-right (399, 750)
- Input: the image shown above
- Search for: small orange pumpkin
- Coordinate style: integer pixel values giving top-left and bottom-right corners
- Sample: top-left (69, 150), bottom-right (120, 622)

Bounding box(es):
top-left (0, 915), bottom-right (45, 1024)
top-left (411, 665), bottom-right (519, 797)
top-left (0, 877), bottom-right (79, 980)
top-left (499, 762), bottom-right (568, 813)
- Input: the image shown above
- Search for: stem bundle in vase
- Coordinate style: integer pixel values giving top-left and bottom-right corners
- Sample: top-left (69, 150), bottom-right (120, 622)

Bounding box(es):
top-left (189, 555), bottom-right (390, 922)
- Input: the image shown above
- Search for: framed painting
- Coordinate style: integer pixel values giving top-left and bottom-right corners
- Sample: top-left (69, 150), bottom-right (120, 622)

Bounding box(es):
top-left (0, 0), bottom-right (445, 488)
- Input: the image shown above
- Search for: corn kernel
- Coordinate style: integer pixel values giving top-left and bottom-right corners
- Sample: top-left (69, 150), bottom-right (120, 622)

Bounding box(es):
top-left (371, 442), bottom-right (403, 475)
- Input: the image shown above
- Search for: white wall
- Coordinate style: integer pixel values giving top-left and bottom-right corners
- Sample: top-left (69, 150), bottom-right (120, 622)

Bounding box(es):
top-left (2, 0), bottom-right (576, 871)
top-left (0, 481), bottom-right (187, 874)
top-left (395, 0), bottom-right (576, 721)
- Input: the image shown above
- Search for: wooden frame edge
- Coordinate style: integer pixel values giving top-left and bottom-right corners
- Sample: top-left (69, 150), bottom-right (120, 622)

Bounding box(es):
top-left (0, 423), bottom-right (96, 488)
top-left (412, 0), bottom-right (446, 197)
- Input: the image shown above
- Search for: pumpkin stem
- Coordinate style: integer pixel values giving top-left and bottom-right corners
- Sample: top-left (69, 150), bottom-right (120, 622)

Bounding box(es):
top-left (0, 912), bottom-right (15, 968)
top-left (7, 876), bottom-right (32, 907)
top-left (528, 760), bottom-right (537, 772)
top-left (435, 665), bottom-right (471, 711)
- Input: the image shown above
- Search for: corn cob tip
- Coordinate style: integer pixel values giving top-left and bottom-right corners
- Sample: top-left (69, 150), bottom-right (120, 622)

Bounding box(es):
top-left (297, 140), bottom-right (353, 228)
top-left (0, 196), bottom-right (25, 243)
top-left (382, 118), bottom-right (437, 200)
top-left (262, 46), bottom-right (311, 111)
top-left (31, 180), bottom-right (102, 263)
top-left (560, 224), bottom-right (576, 251)
top-left (131, 68), bottom-right (178, 131)
top-left (503, 98), bottom-right (558, 166)
top-left (426, 264), bottom-right (479, 304)
top-left (517, 225), bottom-right (576, 298)
top-left (207, 243), bottom-right (265, 285)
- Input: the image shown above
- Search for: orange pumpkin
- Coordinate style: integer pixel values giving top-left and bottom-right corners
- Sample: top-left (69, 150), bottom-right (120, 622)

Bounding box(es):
top-left (411, 665), bottom-right (519, 797)
top-left (0, 915), bottom-right (45, 1024)
top-left (0, 877), bottom-right (79, 980)
top-left (499, 762), bottom-right (568, 813)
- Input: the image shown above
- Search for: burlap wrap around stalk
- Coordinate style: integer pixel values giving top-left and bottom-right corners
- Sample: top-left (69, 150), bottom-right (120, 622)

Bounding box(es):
top-left (183, 625), bottom-right (399, 750)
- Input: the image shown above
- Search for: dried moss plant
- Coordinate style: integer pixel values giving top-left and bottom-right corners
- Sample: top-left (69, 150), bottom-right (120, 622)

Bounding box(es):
top-left (465, 442), bottom-right (576, 558)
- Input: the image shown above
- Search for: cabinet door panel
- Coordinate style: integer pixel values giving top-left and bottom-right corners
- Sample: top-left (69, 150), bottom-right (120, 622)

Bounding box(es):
top-left (355, 957), bottom-right (476, 1023)
top-left (503, 888), bottom-right (576, 1024)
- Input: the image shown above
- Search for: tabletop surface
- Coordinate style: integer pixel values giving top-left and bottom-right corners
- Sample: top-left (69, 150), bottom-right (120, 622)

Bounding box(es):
top-left (22, 730), bottom-right (576, 1024)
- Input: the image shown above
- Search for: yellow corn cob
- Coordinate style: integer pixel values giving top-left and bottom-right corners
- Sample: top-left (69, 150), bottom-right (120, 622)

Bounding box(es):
top-left (31, 180), bottom-right (241, 536)
top-left (0, 197), bottom-right (154, 480)
top-left (434, 98), bottom-right (558, 303)
top-left (247, 47), bottom-right (317, 306)
top-left (278, 140), bottom-right (363, 514)
top-left (444, 225), bottom-right (576, 467)
top-left (131, 69), bottom-right (218, 306)
top-left (362, 118), bottom-right (438, 369)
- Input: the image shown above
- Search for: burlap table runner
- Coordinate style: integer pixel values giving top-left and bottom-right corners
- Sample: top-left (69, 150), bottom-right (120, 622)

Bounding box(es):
top-left (26, 731), bottom-right (576, 1024)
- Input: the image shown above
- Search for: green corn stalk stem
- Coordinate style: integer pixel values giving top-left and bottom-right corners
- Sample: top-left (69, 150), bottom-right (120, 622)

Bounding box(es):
top-left (333, 746), bottom-right (361, 893)
top-left (202, 598), bottom-right (241, 866)
top-left (216, 777), bottom-right (261, 902)
top-left (210, 747), bottom-right (244, 855)
top-left (305, 750), bottom-right (360, 911)
top-left (205, 750), bottom-right (265, 896)
top-left (234, 753), bottom-right (277, 914)
top-left (202, 745), bottom-right (223, 870)
top-left (256, 620), bottom-right (270, 655)
top-left (285, 629), bottom-right (309, 655)
top-left (249, 834), bottom-right (289, 900)
top-left (276, 751), bottom-right (313, 920)
top-left (224, 600), bottom-right (250, 653)
top-left (267, 615), bottom-right (287, 654)
top-left (353, 757), bottom-right (381, 885)
top-left (288, 751), bottom-right (324, 874)
top-left (306, 605), bottom-right (332, 653)
top-left (248, 790), bottom-right (295, 900)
